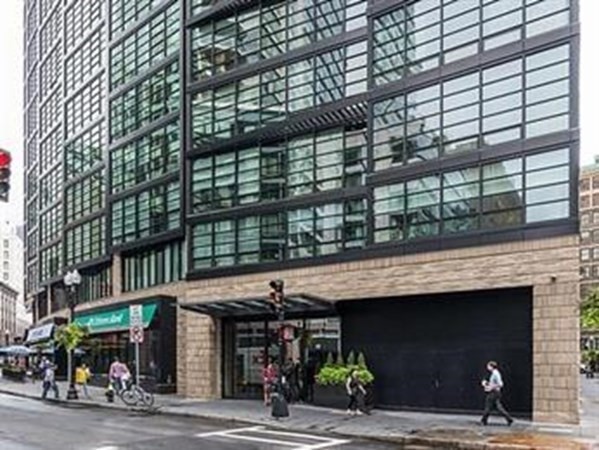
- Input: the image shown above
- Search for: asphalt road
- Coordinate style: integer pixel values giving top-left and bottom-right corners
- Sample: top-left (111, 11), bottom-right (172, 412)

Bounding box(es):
top-left (0, 394), bottom-right (401, 450)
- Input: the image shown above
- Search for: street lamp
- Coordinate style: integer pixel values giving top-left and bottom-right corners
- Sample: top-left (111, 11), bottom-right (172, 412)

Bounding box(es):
top-left (64, 269), bottom-right (82, 400)
top-left (269, 279), bottom-right (289, 419)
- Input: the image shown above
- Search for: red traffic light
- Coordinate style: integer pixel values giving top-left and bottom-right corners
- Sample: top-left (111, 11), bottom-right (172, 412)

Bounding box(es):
top-left (0, 150), bottom-right (11, 167)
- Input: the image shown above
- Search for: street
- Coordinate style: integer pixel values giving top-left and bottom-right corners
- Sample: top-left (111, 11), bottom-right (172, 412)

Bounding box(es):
top-left (0, 394), bottom-right (399, 450)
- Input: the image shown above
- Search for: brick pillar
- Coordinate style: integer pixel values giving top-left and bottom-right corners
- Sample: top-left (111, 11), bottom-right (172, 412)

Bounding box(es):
top-left (176, 307), bottom-right (188, 396)
top-left (532, 281), bottom-right (580, 424)
top-left (177, 310), bottom-right (220, 399)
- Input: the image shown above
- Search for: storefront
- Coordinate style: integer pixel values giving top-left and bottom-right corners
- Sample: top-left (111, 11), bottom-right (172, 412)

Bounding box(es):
top-left (183, 294), bottom-right (338, 401)
top-left (183, 288), bottom-right (533, 416)
top-left (25, 320), bottom-right (68, 378)
top-left (74, 296), bottom-right (177, 393)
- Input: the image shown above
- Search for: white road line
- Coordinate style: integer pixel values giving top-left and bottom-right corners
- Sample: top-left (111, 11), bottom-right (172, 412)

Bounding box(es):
top-left (212, 433), bottom-right (301, 447)
top-left (295, 440), bottom-right (351, 450)
top-left (195, 425), bottom-right (264, 438)
top-left (251, 428), bottom-right (335, 441)
top-left (195, 425), bottom-right (351, 449)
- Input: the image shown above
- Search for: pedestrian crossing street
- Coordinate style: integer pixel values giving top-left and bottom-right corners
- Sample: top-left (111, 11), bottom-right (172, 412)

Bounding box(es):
top-left (195, 426), bottom-right (351, 449)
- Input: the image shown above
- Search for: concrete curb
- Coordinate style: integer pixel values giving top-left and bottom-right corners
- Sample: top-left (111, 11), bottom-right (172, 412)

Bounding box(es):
top-left (0, 388), bottom-right (594, 450)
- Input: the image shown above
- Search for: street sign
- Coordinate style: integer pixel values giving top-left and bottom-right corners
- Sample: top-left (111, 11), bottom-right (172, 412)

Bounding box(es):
top-left (130, 304), bottom-right (143, 327)
top-left (130, 325), bottom-right (144, 344)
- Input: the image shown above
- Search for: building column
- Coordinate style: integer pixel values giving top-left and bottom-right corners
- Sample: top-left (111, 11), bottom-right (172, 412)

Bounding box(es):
top-left (112, 253), bottom-right (122, 297)
top-left (177, 309), bottom-right (221, 399)
top-left (45, 286), bottom-right (52, 317)
top-left (532, 281), bottom-right (580, 424)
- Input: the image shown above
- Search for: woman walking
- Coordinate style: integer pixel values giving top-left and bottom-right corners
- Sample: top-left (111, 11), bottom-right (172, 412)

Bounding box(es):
top-left (346, 369), bottom-right (366, 416)
top-left (262, 359), bottom-right (277, 406)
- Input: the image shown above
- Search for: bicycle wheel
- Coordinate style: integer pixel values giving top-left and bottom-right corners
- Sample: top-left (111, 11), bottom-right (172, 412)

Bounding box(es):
top-left (120, 388), bottom-right (139, 406)
top-left (140, 388), bottom-right (154, 408)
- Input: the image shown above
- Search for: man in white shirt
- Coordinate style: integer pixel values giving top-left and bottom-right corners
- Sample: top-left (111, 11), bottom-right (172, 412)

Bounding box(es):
top-left (480, 361), bottom-right (513, 426)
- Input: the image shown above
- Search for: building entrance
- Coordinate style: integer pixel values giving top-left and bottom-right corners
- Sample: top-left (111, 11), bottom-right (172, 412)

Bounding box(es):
top-left (222, 317), bottom-right (340, 400)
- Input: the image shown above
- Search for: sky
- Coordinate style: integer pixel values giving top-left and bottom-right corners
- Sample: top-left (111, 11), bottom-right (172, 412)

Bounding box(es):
top-left (0, 0), bottom-right (597, 226)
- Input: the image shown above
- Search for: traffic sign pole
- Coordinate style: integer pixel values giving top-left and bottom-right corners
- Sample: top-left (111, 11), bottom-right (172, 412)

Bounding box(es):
top-left (135, 341), bottom-right (140, 386)
top-left (129, 305), bottom-right (143, 386)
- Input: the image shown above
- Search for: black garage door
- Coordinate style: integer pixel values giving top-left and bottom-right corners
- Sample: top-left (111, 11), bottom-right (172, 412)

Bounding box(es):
top-left (339, 287), bottom-right (532, 416)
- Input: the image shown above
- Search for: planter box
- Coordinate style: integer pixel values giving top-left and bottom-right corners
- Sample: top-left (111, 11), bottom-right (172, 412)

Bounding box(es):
top-left (313, 383), bottom-right (376, 411)
top-left (1, 367), bottom-right (26, 382)
top-left (313, 384), bottom-right (348, 409)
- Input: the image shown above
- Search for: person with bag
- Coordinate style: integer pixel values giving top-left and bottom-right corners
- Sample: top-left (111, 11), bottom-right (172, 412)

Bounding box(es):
top-left (262, 358), bottom-right (277, 406)
top-left (108, 357), bottom-right (131, 393)
top-left (75, 363), bottom-right (92, 399)
top-left (346, 369), bottom-right (366, 416)
top-left (480, 361), bottom-right (514, 426)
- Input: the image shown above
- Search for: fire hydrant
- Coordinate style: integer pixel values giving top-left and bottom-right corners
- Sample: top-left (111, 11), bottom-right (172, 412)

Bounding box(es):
top-left (105, 384), bottom-right (115, 403)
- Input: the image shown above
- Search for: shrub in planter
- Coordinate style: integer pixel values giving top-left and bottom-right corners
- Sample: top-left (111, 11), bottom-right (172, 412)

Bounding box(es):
top-left (314, 351), bottom-right (375, 408)
top-left (1, 364), bottom-right (26, 381)
top-left (315, 351), bottom-right (375, 387)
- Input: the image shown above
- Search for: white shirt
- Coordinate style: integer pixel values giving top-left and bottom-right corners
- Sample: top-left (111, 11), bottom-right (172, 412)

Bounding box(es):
top-left (488, 368), bottom-right (504, 391)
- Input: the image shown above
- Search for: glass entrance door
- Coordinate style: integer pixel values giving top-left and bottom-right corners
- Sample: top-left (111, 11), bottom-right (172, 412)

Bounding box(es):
top-left (223, 317), bottom-right (341, 400)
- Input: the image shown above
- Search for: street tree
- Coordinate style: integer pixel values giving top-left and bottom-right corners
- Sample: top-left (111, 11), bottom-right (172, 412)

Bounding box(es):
top-left (54, 323), bottom-right (88, 352)
top-left (581, 289), bottom-right (599, 330)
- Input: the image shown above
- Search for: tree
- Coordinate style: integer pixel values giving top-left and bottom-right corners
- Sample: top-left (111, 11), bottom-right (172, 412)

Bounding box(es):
top-left (581, 289), bottom-right (599, 330)
top-left (54, 323), bottom-right (88, 352)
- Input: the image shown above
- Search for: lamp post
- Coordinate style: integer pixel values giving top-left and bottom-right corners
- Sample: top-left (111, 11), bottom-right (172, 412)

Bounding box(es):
top-left (269, 279), bottom-right (289, 418)
top-left (64, 269), bottom-right (81, 400)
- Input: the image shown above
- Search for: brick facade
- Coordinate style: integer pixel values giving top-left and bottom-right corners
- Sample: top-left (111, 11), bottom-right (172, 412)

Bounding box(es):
top-left (180, 236), bottom-right (580, 424)
top-left (46, 237), bottom-right (579, 423)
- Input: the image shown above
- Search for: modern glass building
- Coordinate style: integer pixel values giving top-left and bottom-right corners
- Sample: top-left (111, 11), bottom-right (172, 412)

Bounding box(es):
top-left (24, 0), bottom-right (581, 422)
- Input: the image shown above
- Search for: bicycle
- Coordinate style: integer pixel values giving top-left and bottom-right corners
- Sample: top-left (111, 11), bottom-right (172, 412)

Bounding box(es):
top-left (114, 378), bottom-right (155, 408)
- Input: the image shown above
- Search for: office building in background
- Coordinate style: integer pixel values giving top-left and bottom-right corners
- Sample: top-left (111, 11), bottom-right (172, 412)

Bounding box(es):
top-left (23, 0), bottom-right (580, 422)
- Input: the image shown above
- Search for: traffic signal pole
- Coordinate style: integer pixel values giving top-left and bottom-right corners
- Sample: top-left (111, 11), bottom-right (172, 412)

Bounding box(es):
top-left (0, 149), bottom-right (12, 203)
top-left (269, 279), bottom-right (289, 419)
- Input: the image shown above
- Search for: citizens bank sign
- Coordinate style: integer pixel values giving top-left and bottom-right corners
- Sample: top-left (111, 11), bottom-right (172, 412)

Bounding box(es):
top-left (74, 303), bottom-right (157, 335)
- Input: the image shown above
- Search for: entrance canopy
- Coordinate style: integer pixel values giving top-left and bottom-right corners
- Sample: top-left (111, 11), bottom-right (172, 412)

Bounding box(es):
top-left (180, 294), bottom-right (335, 320)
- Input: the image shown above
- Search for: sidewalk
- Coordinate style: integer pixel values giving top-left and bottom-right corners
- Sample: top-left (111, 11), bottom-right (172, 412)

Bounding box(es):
top-left (1, 375), bottom-right (598, 450)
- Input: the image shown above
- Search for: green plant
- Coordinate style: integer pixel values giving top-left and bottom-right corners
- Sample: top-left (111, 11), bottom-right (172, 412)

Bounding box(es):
top-left (315, 365), bottom-right (348, 386)
top-left (357, 352), bottom-right (367, 369)
top-left (347, 350), bottom-right (356, 366)
top-left (325, 352), bottom-right (334, 366)
top-left (54, 323), bottom-right (88, 352)
top-left (582, 290), bottom-right (599, 330)
top-left (315, 350), bottom-right (375, 386)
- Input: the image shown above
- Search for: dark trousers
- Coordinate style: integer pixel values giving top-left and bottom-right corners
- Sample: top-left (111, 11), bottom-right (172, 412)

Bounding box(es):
top-left (41, 381), bottom-right (59, 399)
top-left (481, 390), bottom-right (512, 424)
top-left (347, 393), bottom-right (358, 411)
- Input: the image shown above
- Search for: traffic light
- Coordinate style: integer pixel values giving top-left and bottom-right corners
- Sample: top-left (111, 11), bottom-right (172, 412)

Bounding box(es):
top-left (269, 279), bottom-right (285, 311)
top-left (0, 149), bottom-right (11, 203)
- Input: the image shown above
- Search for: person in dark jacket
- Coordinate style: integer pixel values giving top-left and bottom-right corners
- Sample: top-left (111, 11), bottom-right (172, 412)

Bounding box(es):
top-left (346, 369), bottom-right (366, 416)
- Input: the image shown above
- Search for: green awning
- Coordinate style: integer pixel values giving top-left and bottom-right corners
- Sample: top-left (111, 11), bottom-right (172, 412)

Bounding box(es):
top-left (74, 303), bottom-right (158, 335)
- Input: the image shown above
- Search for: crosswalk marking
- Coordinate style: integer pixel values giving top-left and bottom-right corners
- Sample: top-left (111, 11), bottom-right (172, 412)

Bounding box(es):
top-left (195, 425), bottom-right (351, 449)
top-left (195, 425), bottom-right (264, 438)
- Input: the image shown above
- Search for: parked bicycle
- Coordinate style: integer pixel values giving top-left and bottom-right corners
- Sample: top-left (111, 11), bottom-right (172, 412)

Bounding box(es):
top-left (114, 377), bottom-right (154, 408)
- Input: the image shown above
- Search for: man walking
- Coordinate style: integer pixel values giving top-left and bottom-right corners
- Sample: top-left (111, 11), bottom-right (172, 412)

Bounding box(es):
top-left (41, 362), bottom-right (59, 400)
top-left (480, 361), bottom-right (513, 426)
